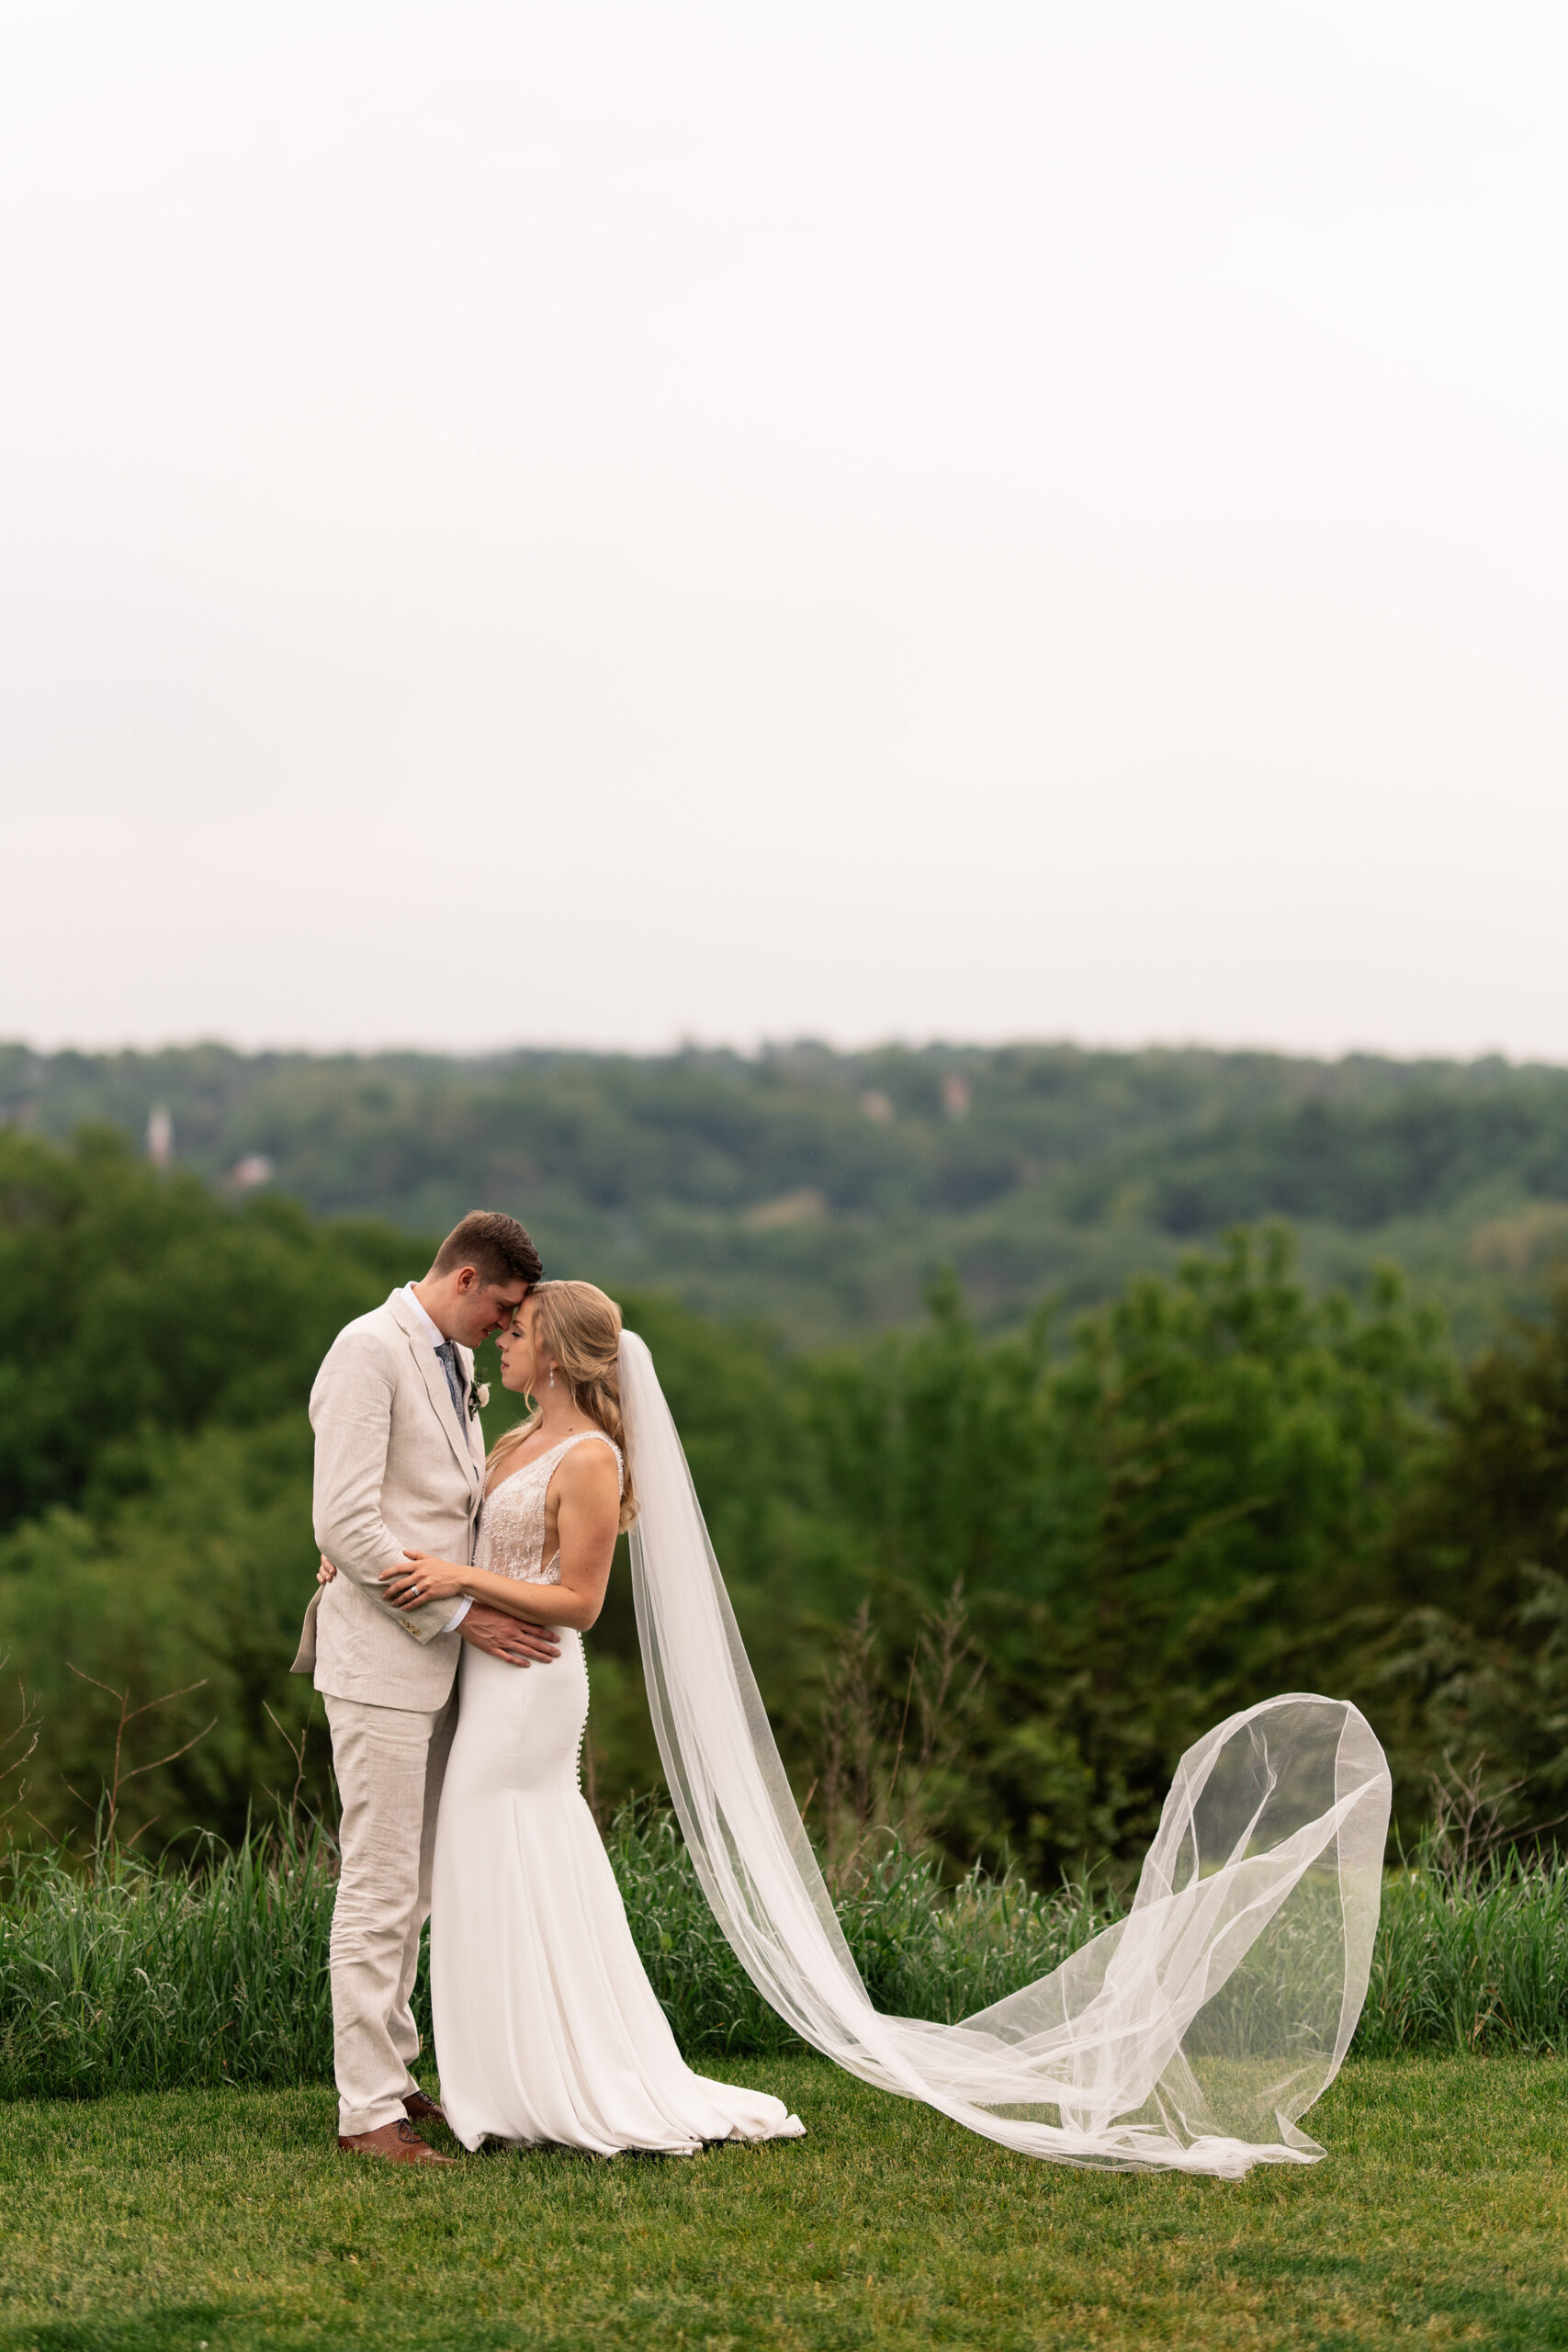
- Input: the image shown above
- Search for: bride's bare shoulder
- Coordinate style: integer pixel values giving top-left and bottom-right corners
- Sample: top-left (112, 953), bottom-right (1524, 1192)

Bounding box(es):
top-left (553, 1433), bottom-right (622, 1500)
top-left (560, 1431), bottom-right (620, 1476)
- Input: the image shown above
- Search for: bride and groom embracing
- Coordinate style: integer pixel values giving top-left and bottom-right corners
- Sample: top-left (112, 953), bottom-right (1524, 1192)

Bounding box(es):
top-left (297, 1209), bottom-right (799, 2162)
top-left (299, 1209), bottom-right (1395, 2179)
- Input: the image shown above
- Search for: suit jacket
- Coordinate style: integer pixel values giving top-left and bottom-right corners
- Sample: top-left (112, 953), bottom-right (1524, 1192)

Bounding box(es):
top-left (292, 1290), bottom-right (487, 1708)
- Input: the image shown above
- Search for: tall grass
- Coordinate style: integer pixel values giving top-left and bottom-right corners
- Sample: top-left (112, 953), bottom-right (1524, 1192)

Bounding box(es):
top-left (2, 1812), bottom-right (1565, 2099)
top-left (0, 1819), bottom-right (336, 2098)
top-left (1360, 1853), bottom-right (1568, 2058)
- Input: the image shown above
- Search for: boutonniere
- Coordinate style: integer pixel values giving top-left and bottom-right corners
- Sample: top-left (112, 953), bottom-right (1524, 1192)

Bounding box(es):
top-left (468, 1376), bottom-right (490, 1419)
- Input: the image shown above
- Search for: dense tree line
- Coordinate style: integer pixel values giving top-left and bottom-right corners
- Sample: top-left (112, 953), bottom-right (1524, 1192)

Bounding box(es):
top-left (5, 1041), bottom-right (1568, 1347)
top-left (1, 1127), bottom-right (1564, 1880)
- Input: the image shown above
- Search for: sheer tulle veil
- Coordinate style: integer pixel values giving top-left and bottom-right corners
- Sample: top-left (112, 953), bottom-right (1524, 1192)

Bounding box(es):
top-left (618, 1328), bottom-right (1392, 2177)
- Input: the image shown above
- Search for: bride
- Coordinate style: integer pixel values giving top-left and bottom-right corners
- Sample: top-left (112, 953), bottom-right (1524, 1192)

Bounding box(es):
top-left (378, 1279), bottom-right (803, 2154)
top-left (358, 1279), bottom-right (1392, 2177)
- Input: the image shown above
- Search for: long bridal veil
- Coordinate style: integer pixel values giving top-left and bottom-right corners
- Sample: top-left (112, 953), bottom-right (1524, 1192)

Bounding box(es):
top-left (619, 1329), bottom-right (1392, 2177)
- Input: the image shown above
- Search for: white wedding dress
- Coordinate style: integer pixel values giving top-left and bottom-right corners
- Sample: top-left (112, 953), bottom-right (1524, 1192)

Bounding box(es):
top-left (429, 1430), bottom-right (805, 2154)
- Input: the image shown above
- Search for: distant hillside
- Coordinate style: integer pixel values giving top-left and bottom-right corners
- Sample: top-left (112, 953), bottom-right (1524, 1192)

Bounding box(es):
top-left (5, 1039), bottom-right (1567, 1349)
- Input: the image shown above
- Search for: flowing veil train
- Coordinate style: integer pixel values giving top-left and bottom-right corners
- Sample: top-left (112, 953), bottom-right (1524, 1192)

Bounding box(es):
top-left (618, 1329), bottom-right (1392, 2178)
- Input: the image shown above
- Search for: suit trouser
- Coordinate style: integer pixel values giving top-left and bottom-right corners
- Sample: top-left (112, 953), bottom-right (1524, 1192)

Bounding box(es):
top-left (324, 1690), bottom-right (457, 2138)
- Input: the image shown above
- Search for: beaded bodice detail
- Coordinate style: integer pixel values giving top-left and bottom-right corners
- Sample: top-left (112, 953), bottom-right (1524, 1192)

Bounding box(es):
top-left (475, 1430), bottom-right (624, 1587)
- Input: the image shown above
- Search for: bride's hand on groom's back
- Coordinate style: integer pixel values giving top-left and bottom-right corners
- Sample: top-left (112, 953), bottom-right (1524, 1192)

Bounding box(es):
top-left (461, 1602), bottom-right (562, 1669)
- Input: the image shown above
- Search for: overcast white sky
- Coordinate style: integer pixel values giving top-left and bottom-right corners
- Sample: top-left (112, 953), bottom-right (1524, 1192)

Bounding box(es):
top-left (2, 1), bottom-right (1564, 1061)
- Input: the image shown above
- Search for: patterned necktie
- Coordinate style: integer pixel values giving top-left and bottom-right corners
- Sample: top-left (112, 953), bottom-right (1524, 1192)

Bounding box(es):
top-left (434, 1340), bottom-right (467, 1425)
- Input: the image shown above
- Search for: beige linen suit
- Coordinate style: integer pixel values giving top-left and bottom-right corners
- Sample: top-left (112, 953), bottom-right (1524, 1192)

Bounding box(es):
top-left (295, 1289), bottom-right (486, 2138)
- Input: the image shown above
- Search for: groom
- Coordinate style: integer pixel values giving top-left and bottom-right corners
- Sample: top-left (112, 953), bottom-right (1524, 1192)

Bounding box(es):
top-left (293, 1209), bottom-right (560, 2165)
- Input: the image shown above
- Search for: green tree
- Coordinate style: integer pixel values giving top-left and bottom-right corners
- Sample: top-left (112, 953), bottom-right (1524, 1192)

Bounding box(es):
top-left (0, 1419), bottom-right (326, 1846)
top-left (0, 1125), bottom-right (417, 1533)
top-left (796, 1230), bottom-right (1451, 1877)
top-left (1373, 1273), bottom-right (1568, 1829)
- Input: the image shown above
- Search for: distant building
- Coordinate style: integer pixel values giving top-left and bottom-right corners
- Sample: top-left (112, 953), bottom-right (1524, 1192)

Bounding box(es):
top-left (942, 1072), bottom-right (972, 1120)
top-left (228, 1154), bottom-right (274, 1192)
top-left (861, 1090), bottom-right (895, 1125)
top-left (744, 1188), bottom-right (827, 1231)
top-left (147, 1105), bottom-right (174, 1167)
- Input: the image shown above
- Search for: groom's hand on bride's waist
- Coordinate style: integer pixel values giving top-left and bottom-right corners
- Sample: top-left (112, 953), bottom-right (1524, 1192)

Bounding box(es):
top-left (460, 1601), bottom-right (562, 1669)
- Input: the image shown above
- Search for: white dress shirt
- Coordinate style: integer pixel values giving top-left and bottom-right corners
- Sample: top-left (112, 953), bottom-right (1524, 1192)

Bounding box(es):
top-left (399, 1283), bottom-right (473, 1633)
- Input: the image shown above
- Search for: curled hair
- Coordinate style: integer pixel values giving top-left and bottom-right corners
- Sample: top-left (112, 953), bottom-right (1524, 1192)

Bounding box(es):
top-left (486, 1280), bottom-right (638, 1529)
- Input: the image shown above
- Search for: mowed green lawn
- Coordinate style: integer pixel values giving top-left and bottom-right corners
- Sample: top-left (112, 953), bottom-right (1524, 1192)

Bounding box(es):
top-left (0, 2056), bottom-right (1562, 2352)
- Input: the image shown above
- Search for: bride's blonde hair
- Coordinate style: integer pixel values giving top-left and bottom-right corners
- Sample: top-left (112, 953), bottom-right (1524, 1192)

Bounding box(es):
top-left (486, 1280), bottom-right (639, 1529)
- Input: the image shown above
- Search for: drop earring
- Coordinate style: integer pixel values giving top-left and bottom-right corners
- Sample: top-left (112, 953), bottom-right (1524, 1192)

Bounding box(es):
top-left (548, 1366), bottom-right (555, 1389)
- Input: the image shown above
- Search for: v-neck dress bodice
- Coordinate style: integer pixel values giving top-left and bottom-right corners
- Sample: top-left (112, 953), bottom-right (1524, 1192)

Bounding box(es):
top-left (474, 1430), bottom-right (623, 1588)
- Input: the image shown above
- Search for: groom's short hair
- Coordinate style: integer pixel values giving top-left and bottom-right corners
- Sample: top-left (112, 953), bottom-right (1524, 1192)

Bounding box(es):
top-left (433, 1210), bottom-right (543, 1290)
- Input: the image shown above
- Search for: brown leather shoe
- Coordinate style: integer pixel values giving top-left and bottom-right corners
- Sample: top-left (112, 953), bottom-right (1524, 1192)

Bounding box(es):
top-left (337, 2118), bottom-right (455, 2166)
top-left (403, 2091), bottom-right (447, 2128)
